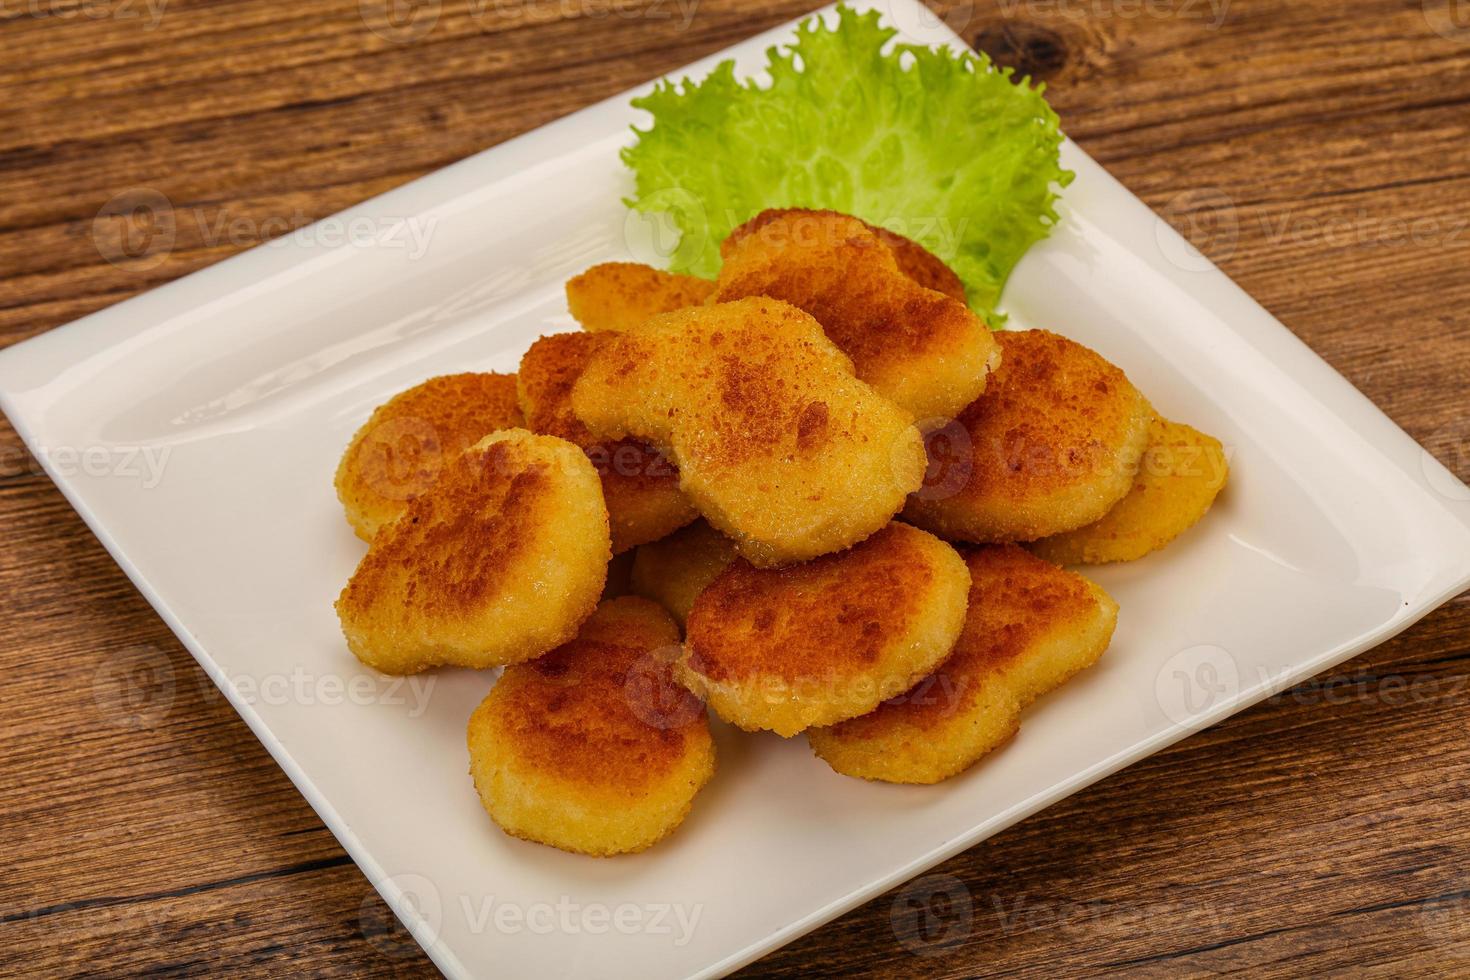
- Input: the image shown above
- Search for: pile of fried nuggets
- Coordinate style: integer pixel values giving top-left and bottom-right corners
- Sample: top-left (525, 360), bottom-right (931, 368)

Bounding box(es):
top-left (333, 209), bottom-right (1230, 857)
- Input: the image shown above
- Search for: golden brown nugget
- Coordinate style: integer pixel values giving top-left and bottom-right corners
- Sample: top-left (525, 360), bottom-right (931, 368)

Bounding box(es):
top-left (722, 208), bottom-right (967, 302)
top-left (518, 333), bottom-right (698, 553)
top-left (629, 520), bottom-right (738, 626)
top-left (1029, 416), bottom-right (1229, 564)
top-left (809, 545), bottom-right (1118, 784)
top-left (335, 373), bottom-right (523, 541)
top-left (904, 330), bottom-right (1153, 544)
top-left (467, 597), bottom-right (715, 856)
top-left (678, 523), bottom-right (970, 737)
top-left (336, 429), bottom-right (610, 675)
top-left (571, 298), bottom-right (927, 567)
top-left (566, 262), bottom-right (716, 332)
top-left (713, 209), bottom-right (998, 420)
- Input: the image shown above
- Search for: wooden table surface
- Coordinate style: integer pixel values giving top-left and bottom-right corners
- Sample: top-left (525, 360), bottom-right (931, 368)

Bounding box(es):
top-left (4, 0), bottom-right (1469, 975)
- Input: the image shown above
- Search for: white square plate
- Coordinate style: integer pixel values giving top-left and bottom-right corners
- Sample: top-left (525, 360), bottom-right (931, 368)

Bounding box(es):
top-left (3, 2), bottom-right (1469, 976)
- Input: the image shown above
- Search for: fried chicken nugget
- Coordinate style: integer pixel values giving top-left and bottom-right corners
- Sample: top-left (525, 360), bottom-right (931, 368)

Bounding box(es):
top-left (336, 429), bottom-right (610, 674)
top-left (1029, 416), bottom-right (1229, 564)
top-left (904, 330), bottom-right (1153, 543)
top-left (722, 208), bottom-right (968, 302)
top-left (570, 297), bottom-right (927, 568)
top-left (566, 262), bottom-right (716, 332)
top-left (334, 373), bottom-right (523, 541)
top-left (629, 520), bottom-right (738, 626)
top-left (713, 209), bottom-right (999, 420)
top-left (678, 523), bottom-right (971, 737)
top-left (466, 597), bottom-right (715, 856)
top-left (809, 545), bottom-right (1117, 784)
top-left (518, 332), bottom-right (698, 554)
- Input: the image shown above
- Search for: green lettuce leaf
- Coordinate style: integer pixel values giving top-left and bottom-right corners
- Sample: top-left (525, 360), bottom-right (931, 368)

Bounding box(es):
top-left (622, 4), bottom-right (1072, 321)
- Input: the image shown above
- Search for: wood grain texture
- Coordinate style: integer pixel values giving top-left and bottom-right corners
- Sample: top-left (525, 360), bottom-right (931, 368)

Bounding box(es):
top-left (2, 0), bottom-right (1469, 976)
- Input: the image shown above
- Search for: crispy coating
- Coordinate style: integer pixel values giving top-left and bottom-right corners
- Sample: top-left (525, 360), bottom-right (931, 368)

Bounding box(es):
top-left (809, 545), bottom-right (1117, 784)
top-left (1029, 416), bottom-right (1230, 564)
top-left (570, 297), bottom-right (927, 567)
top-left (904, 330), bottom-right (1153, 543)
top-left (518, 333), bottom-right (698, 553)
top-left (713, 209), bottom-right (999, 420)
top-left (679, 523), bottom-right (971, 737)
top-left (566, 262), bottom-right (716, 332)
top-left (334, 373), bottom-right (523, 541)
top-left (722, 208), bottom-right (968, 302)
top-left (336, 429), bottom-right (610, 674)
top-left (629, 520), bottom-right (738, 626)
top-left (466, 597), bottom-right (715, 856)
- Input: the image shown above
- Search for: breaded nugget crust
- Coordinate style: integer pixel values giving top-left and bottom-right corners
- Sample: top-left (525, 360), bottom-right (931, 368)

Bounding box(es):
top-left (519, 333), bottom-right (698, 553)
top-left (1030, 416), bottom-right (1229, 564)
top-left (570, 298), bottom-right (927, 567)
top-left (334, 373), bottom-right (523, 541)
top-left (809, 545), bottom-right (1117, 783)
top-left (629, 520), bottom-right (738, 626)
top-left (467, 597), bottom-right (715, 856)
top-left (714, 210), bottom-right (998, 420)
top-left (566, 262), bottom-right (716, 332)
top-left (336, 429), bottom-right (610, 674)
top-left (722, 208), bottom-right (968, 302)
top-left (679, 523), bottom-right (971, 737)
top-left (904, 329), bottom-right (1153, 543)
